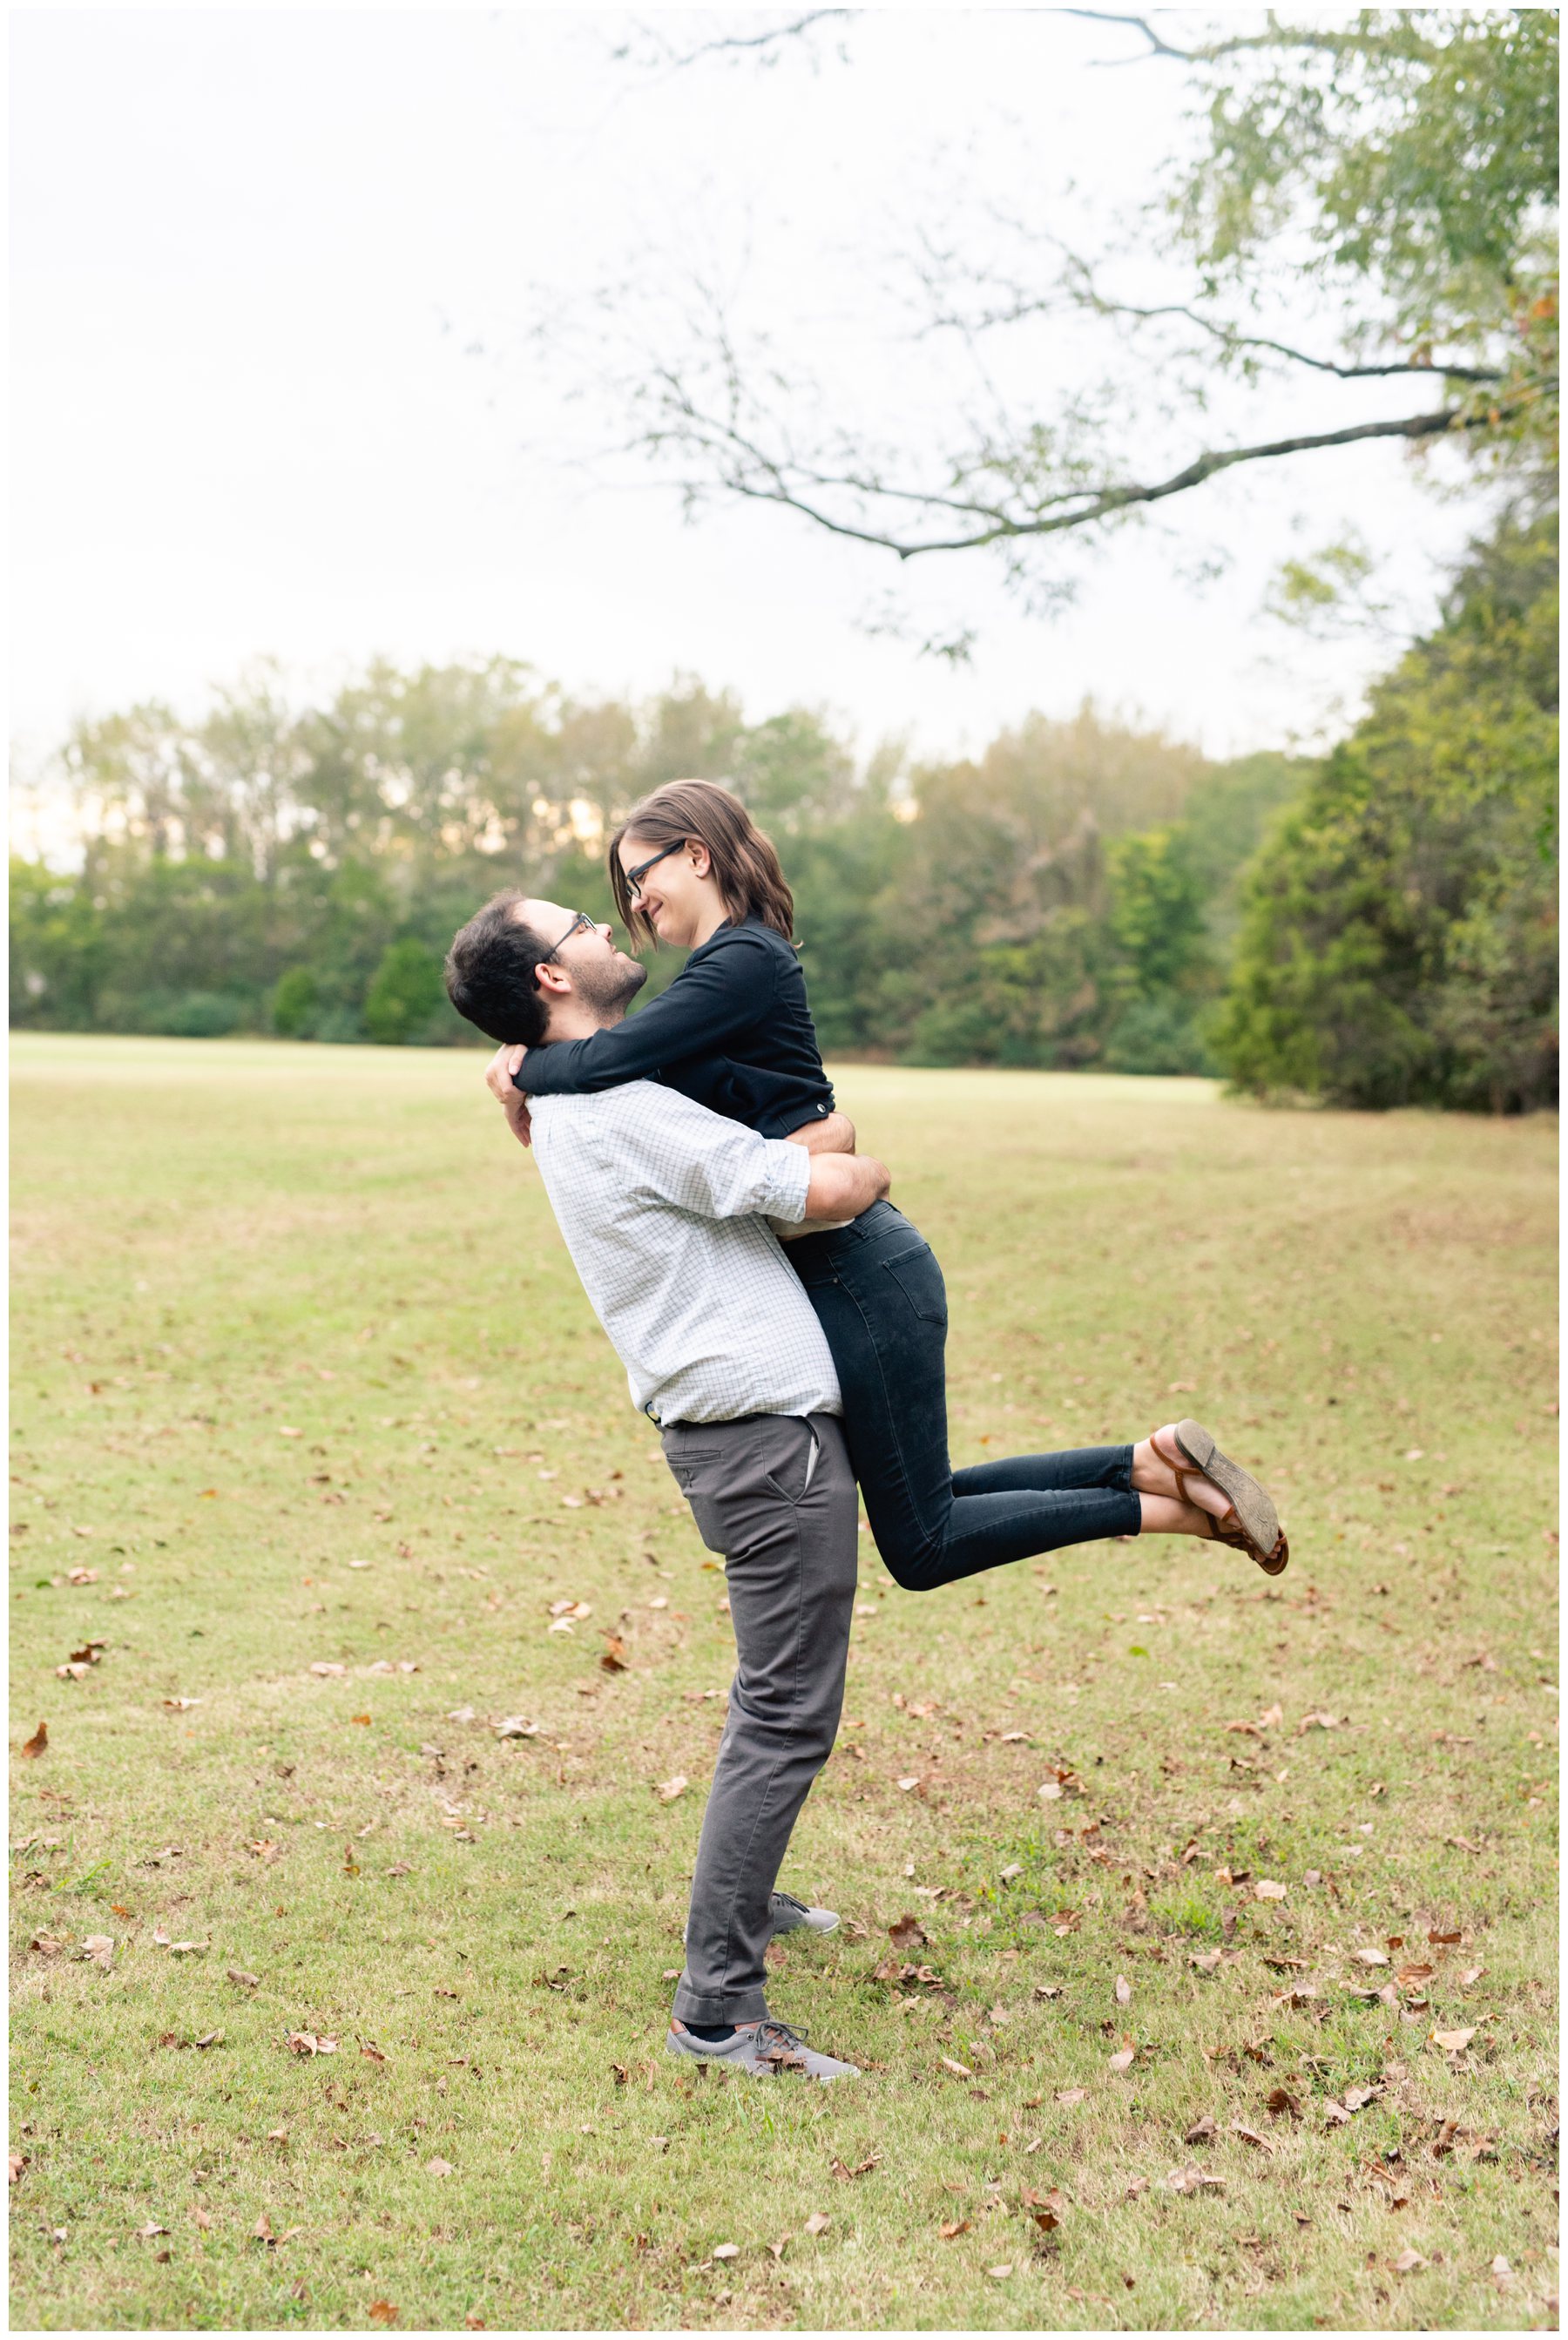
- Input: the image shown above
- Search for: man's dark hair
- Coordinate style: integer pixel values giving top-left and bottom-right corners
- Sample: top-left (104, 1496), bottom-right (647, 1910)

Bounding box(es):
top-left (444, 891), bottom-right (555, 1045)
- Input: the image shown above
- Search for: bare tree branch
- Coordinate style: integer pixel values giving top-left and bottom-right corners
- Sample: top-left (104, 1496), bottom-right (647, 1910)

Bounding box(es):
top-left (1062, 10), bottom-right (1442, 69)
top-left (614, 10), bottom-right (855, 71)
top-left (667, 404), bottom-right (1508, 560)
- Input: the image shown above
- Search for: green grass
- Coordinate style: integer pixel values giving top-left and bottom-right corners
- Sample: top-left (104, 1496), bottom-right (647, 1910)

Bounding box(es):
top-left (10, 1034), bottom-right (1558, 2331)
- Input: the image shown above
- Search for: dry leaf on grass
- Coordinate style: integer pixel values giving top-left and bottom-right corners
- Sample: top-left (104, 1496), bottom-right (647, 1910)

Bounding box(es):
top-left (599, 1634), bottom-right (628, 1673)
top-left (1342, 2084), bottom-right (1382, 2112)
top-left (711, 2243), bottom-right (740, 2262)
top-left (1265, 2087), bottom-right (1302, 2120)
top-left (21, 1721), bottom-right (48, 1759)
top-left (803, 2212), bottom-right (831, 2235)
top-left (1184, 2116), bottom-right (1216, 2145)
top-left (1254, 1879), bottom-right (1288, 1902)
top-left (1114, 1973), bottom-right (1132, 2005)
top-left (227, 1968), bottom-right (260, 1989)
top-left (9, 2154), bottom-right (28, 2186)
top-left (1024, 2187), bottom-right (1068, 2229)
top-left (655, 1775), bottom-right (688, 1803)
top-left (940, 2056), bottom-right (973, 2079)
top-left (1322, 2100), bottom-right (1351, 2126)
top-left (285, 2032), bottom-right (337, 2057)
top-left (1107, 2047), bottom-right (1136, 2072)
top-left (1230, 2122), bottom-right (1272, 2153)
top-left (1394, 2248), bottom-right (1428, 2274)
top-left (1354, 1948), bottom-right (1391, 1967)
top-left (1189, 1950), bottom-right (1222, 1975)
top-left (136, 2221), bottom-right (169, 2239)
top-left (938, 2219), bottom-right (971, 2240)
top-left (424, 2157), bottom-right (455, 2178)
top-left (495, 1717), bottom-right (540, 1740)
top-left (889, 1914), bottom-right (929, 1951)
top-left (988, 2262), bottom-right (1013, 2279)
top-left (1431, 2027), bottom-right (1476, 2054)
top-left (1161, 2167), bottom-right (1224, 2195)
top-left (1055, 2087), bottom-right (1088, 2106)
top-left (80, 1935), bottom-right (115, 1969)
top-left (368, 2305), bottom-right (399, 2326)
top-left (830, 2155), bottom-right (881, 2180)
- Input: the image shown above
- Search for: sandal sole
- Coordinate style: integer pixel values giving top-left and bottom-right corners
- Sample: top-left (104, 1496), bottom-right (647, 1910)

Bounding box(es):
top-left (1175, 1419), bottom-right (1288, 1576)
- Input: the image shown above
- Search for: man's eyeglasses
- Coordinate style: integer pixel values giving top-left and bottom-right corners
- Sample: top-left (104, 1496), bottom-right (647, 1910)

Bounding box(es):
top-left (623, 837), bottom-right (686, 903)
top-left (546, 910), bottom-right (598, 960)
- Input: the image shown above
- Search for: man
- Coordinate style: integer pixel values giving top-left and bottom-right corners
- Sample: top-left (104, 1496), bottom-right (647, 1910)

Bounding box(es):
top-left (445, 891), bottom-right (887, 2082)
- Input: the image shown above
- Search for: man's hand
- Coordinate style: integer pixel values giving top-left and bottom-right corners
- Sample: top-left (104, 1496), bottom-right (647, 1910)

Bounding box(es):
top-left (801, 1150), bottom-right (889, 1225)
top-left (484, 1044), bottom-right (533, 1148)
top-left (783, 1109), bottom-right (857, 1157)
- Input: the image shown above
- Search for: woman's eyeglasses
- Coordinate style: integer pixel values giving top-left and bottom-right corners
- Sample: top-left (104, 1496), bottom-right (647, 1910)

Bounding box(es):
top-left (623, 838), bottom-right (686, 902)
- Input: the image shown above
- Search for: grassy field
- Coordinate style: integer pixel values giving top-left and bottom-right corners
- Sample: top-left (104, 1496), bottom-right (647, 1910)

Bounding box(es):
top-left (9, 1033), bottom-right (1558, 2332)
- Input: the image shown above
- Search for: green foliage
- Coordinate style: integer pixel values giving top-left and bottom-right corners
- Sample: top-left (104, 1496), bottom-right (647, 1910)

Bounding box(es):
top-left (1174, 8), bottom-right (1558, 463)
top-left (363, 938), bottom-right (455, 1047)
top-left (1218, 504), bottom-right (1558, 1110)
top-left (270, 966), bottom-right (319, 1038)
top-left (9, 538), bottom-right (1555, 1108)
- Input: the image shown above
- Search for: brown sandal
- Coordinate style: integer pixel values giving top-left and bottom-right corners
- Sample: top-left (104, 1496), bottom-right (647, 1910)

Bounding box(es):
top-left (1150, 1422), bottom-right (1289, 1577)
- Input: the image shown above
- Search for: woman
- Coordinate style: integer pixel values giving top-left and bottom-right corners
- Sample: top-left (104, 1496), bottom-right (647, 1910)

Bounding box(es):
top-left (489, 778), bottom-right (1287, 1587)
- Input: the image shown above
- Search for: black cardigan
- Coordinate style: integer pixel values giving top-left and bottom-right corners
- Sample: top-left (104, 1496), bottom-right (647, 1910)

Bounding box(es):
top-left (515, 917), bottom-right (836, 1142)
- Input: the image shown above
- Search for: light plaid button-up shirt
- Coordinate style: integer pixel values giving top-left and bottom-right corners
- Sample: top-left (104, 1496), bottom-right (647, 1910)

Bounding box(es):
top-left (529, 1081), bottom-right (843, 1428)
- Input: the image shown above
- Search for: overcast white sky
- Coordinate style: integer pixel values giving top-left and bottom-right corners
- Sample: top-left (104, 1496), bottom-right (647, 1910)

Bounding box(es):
top-left (12, 5), bottom-right (1486, 836)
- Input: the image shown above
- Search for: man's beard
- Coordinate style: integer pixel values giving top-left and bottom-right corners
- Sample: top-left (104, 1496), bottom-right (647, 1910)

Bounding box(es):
top-left (574, 954), bottom-right (647, 1022)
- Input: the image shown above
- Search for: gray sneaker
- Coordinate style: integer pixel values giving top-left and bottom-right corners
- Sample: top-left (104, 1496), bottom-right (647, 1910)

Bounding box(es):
top-left (682, 1890), bottom-right (840, 1949)
top-left (666, 2017), bottom-right (861, 2082)
top-left (768, 1889), bottom-right (839, 1938)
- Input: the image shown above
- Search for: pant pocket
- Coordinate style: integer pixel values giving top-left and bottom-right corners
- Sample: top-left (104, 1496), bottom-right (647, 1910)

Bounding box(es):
top-left (881, 1241), bottom-right (948, 1326)
top-left (762, 1420), bottom-right (820, 1507)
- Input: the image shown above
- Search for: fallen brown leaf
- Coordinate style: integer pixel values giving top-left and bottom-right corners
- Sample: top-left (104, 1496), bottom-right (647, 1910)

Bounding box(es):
top-left (9, 2154), bottom-right (27, 2186)
top-left (889, 1913), bottom-right (929, 1951)
top-left (599, 1633), bottom-right (628, 1674)
top-left (1184, 2116), bottom-right (1216, 2145)
top-left (1431, 2027), bottom-right (1475, 2054)
top-left (803, 2212), bottom-right (831, 2235)
top-left (227, 1969), bottom-right (260, 1989)
top-left (1055, 2086), bottom-right (1088, 2106)
top-left (1230, 2121), bottom-right (1272, 2153)
top-left (1114, 1974), bottom-right (1132, 2005)
top-left (21, 1721), bottom-right (48, 1759)
top-left (655, 1775), bottom-right (687, 1803)
top-left (368, 2305), bottom-right (399, 2326)
top-left (1394, 2248), bottom-right (1427, 2274)
top-left (940, 2056), bottom-right (973, 2079)
top-left (1107, 2047), bottom-right (1136, 2073)
top-left (938, 2219), bottom-right (971, 2240)
top-left (1265, 2086), bottom-right (1302, 2120)
top-left (424, 2157), bottom-right (455, 2178)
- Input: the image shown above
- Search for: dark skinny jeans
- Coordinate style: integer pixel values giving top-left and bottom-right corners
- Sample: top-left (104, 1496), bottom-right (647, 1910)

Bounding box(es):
top-left (787, 1201), bottom-right (1140, 1591)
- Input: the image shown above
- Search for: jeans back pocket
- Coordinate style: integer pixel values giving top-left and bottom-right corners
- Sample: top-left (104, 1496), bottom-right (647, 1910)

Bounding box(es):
top-left (881, 1241), bottom-right (948, 1326)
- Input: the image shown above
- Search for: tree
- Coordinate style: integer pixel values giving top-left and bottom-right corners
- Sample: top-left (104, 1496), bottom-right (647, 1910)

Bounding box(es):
top-left (363, 939), bottom-right (454, 1047)
top-left (551, 10), bottom-right (1555, 612)
top-left (1216, 502), bottom-right (1557, 1110)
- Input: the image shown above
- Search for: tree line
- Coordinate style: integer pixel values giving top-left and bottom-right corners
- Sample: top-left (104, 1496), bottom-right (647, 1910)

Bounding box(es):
top-left (10, 507), bottom-right (1556, 1112)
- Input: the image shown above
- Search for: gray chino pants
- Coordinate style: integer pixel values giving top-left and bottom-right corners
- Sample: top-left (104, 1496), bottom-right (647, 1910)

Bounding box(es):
top-left (660, 1411), bottom-right (858, 2026)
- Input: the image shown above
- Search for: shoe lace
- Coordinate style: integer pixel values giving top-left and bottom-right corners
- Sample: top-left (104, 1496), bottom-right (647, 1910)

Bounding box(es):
top-left (754, 2019), bottom-right (810, 2058)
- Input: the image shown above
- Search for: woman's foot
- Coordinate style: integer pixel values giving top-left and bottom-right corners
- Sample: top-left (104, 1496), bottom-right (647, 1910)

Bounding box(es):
top-left (1139, 1422), bottom-right (1288, 1574)
top-left (1133, 1426), bottom-right (1232, 1519)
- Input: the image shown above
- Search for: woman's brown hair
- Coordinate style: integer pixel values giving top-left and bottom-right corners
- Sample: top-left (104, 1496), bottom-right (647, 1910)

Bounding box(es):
top-left (609, 778), bottom-right (795, 949)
